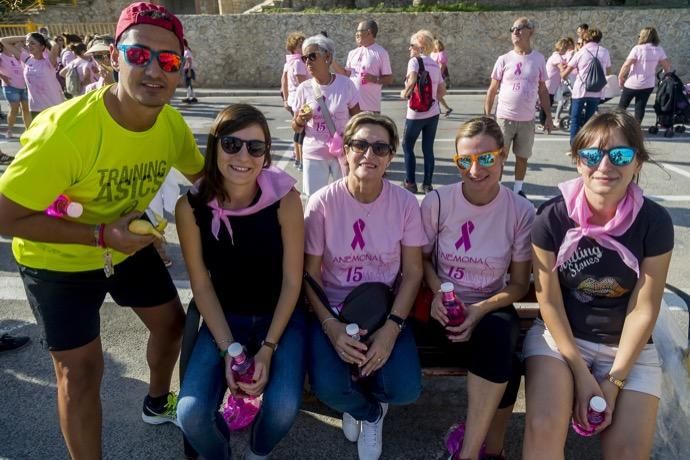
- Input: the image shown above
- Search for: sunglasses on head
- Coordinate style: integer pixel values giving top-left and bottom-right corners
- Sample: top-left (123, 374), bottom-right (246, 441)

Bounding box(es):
top-left (347, 139), bottom-right (393, 157)
top-left (577, 146), bottom-right (637, 168)
top-left (301, 52), bottom-right (321, 64)
top-left (510, 25), bottom-right (530, 33)
top-left (117, 44), bottom-right (183, 73)
top-left (453, 149), bottom-right (502, 170)
top-left (220, 135), bottom-right (268, 157)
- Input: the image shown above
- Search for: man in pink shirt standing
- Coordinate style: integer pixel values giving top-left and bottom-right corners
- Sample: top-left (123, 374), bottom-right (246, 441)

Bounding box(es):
top-left (333, 20), bottom-right (393, 113)
top-left (484, 17), bottom-right (553, 199)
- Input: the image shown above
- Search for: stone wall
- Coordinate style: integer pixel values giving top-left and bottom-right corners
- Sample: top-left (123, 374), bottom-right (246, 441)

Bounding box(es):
top-left (179, 8), bottom-right (690, 88)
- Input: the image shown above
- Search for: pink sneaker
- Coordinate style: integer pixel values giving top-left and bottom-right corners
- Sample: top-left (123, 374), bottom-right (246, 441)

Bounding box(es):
top-left (445, 422), bottom-right (486, 459)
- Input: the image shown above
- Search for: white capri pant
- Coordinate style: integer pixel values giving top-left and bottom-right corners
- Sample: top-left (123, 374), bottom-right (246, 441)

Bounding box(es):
top-left (523, 319), bottom-right (662, 398)
top-left (302, 157), bottom-right (343, 196)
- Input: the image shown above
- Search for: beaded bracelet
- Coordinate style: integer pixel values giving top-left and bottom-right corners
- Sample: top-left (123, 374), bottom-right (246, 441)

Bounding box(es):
top-left (321, 316), bottom-right (338, 333)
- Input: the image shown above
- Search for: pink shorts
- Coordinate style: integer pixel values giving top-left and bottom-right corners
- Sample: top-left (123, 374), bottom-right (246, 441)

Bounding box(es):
top-left (523, 319), bottom-right (662, 398)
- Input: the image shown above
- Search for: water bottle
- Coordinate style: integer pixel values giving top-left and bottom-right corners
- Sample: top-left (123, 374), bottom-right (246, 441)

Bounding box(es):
top-left (360, 67), bottom-right (368, 85)
top-left (45, 194), bottom-right (83, 218)
top-left (346, 323), bottom-right (363, 381)
top-left (441, 282), bottom-right (466, 327)
top-left (224, 342), bottom-right (261, 431)
top-left (228, 342), bottom-right (255, 386)
top-left (572, 395), bottom-right (607, 436)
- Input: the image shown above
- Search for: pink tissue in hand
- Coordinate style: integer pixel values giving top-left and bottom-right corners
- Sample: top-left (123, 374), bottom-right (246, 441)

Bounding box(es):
top-left (222, 395), bottom-right (261, 431)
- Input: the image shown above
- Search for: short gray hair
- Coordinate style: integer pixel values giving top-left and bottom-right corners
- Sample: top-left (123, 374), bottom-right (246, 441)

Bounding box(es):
top-left (302, 35), bottom-right (336, 61)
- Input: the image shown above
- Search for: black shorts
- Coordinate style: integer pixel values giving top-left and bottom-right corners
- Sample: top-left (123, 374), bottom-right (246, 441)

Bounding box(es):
top-left (293, 130), bottom-right (305, 144)
top-left (19, 244), bottom-right (178, 351)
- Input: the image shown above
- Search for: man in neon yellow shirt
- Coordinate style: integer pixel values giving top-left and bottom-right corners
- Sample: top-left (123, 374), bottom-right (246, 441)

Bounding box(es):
top-left (0, 3), bottom-right (204, 458)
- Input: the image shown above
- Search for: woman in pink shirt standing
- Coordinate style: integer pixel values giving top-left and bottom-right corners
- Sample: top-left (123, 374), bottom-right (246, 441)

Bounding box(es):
top-left (420, 117), bottom-right (535, 460)
top-left (0, 39), bottom-right (32, 139)
top-left (431, 38), bottom-right (453, 118)
top-left (305, 112), bottom-right (426, 460)
top-left (4, 33), bottom-right (64, 117)
top-left (618, 27), bottom-right (672, 124)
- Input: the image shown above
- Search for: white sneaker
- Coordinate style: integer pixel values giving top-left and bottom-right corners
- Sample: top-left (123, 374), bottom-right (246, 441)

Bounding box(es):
top-left (342, 412), bottom-right (361, 442)
top-left (357, 403), bottom-right (388, 460)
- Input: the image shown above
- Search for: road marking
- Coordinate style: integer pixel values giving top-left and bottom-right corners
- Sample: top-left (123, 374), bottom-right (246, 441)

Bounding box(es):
top-left (660, 162), bottom-right (690, 179)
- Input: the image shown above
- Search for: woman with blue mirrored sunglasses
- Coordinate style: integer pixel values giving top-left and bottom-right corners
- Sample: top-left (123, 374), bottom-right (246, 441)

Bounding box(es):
top-left (524, 110), bottom-right (674, 459)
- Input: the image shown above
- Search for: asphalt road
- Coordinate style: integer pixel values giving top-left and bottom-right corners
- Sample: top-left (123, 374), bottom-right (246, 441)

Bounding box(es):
top-left (1, 88), bottom-right (688, 459)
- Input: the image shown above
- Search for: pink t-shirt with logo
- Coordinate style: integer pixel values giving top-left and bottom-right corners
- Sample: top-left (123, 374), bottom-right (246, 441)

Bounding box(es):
top-left (430, 50), bottom-right (448, 66)
top-left (491, 50), bottom-right (547, 122)
top-left (346, 43), bottom-right (392, 112)
top-left (567, 42), bottom-right (612, 99)
top-left (292, 74), bottom-right (359, 161)
top-left (420, 183), bottom-right (535, 305)
top-left (21, 51), bottom-right (64, 111)
top-left (305, 179), bottom-right (428, 309)
top-left (0, 53), bottom-right (26, 88)
top-left (406, 55), bottom-right (442, 120)
top-left (545, 51), bottom-right (566, 95)
top-left (285, 53), bottom-right (307, 107)
top-left (624, 44), bottom-right (667, 90)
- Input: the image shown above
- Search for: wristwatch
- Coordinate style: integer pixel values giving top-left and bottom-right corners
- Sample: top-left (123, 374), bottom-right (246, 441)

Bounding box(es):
top-left (261, 340), bottom-right (278, 353)
top-left (387, 313), bottom-right (406, 331)
top-left (606, 373), bottom-right (625, 390)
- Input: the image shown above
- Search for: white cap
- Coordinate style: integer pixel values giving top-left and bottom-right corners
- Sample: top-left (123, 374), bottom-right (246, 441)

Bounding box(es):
top-left (440, 282), bottom-right (454, 293)
top-left (66, 202), bottom-right (83, 218)
top-left (345, 323), bottom-right (360, 336)
top-left (590, 396), bottom-right (607, 413)
top-left (228, 342), bottom-right (244, 358)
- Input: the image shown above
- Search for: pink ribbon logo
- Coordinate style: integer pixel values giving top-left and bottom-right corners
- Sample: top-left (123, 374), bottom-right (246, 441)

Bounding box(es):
top-left (514, 63), bottom-right (522, 76)
top-left (454, 221), bottom-right (475, 251)
top-left (351, 219), bottom-right (366, 250)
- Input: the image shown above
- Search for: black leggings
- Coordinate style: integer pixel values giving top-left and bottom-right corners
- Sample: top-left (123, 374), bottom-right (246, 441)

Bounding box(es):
top-left (618, 86), bottom-right (654, 123)
top-left (432, 304), bottom-right (521, 408)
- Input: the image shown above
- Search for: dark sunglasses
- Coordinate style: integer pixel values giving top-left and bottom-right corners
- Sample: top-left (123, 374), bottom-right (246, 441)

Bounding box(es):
top-left (453, 149), bottom-right (502, 170)
top-left (577, 146), bottom-right (637, 168)
top-left (92, 53), bottom-right (108, 62)
top-left (347, 139), bottom-right (393, 157)
top-left (117, 44), bottom-right (183, 73)
top-left (220, 135), bottom-right (268, 157)
top-left (301, 52), bottom-right (321, 64)
top-left (510, 25), bottom-right (531, 34)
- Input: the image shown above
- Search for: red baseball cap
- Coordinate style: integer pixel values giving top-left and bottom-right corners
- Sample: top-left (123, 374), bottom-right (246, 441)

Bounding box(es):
top-left (115, 2), bottom-right (184, 51)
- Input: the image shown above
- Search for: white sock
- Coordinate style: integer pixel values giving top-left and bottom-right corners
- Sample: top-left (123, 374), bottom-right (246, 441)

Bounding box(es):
top-left (513, 181), bottom-right (524, 193)
top-left (186, 86), bottom-right (193, 99)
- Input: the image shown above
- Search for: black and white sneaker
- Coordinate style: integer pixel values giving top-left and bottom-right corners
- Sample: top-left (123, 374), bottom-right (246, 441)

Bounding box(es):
top-left (0, 334), bottom-right (30, 352)
top-left (142, 392), bottom-right (179, 427)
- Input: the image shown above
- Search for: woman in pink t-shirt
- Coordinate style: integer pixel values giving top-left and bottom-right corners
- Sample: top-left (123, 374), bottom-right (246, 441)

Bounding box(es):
top-left (281, 32), bottom-right (307, 170)
top-left (182, 39), bottom-right (197, 104)
top-left (617, 27), bottom-right (672, 124)
top-left (58, 42), bottom-right (93, 98)
top-left (0, 39), bottom-right (32, 139)
top-left (292, 35), bottom-right (360, 197)
top-left (4, 33), bottom-right (64, 116)
top-left (400, 30), bottom-right (445, 195)
top-left (431, 38), bottom-right (453, 118)
top-left (304, 113), bottom-right (426, 460)
top-left (420, 117), bottom-right (535, 460)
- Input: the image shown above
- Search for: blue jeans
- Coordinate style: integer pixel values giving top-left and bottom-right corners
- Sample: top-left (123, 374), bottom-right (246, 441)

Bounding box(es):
top-left (177, 309), bottom-right (307, 459)
top-left (403, 115), bottom-right (439, 186)
top-left (307, 315), bottom-right (421, 422)
top-left (570, 97), bottom-right (600, 144)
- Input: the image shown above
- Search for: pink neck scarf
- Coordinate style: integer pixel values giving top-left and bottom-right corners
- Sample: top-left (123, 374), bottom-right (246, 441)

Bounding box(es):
top-left (554, 177), bottom-right (644, 277)
top-left (202, 167), bottom-right (296, 244)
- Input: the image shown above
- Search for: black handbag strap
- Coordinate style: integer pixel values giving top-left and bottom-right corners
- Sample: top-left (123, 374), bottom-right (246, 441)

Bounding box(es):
top-left (303, 271), bottom-right (336, 315)
top-left (434, 189), bottom-right (440, 272)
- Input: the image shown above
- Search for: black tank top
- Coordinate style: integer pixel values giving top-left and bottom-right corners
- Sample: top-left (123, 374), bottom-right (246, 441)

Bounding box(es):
top-left (188, 190), bottom-right (283, 315)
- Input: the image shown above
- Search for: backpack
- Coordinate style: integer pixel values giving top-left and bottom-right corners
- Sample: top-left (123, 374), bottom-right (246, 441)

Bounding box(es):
top-left (582, 46), bottom-right (607, 93)
top-left (409, 57), bottom-right (434, 112)
top-left (65, 64), bottom-right (81, 98)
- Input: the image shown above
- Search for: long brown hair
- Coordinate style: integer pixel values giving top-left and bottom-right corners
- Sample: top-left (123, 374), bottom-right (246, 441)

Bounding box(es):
top-left (197, 104), bottom-right (272, 204)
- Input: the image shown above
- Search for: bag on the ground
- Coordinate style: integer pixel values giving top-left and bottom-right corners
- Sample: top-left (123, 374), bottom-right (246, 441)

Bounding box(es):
top-left (409, 57), bottom-right (434, 112)
top-left (65, 65), bottom-right (81, 98)
top-left (582, 46), bottom-right (607, 93)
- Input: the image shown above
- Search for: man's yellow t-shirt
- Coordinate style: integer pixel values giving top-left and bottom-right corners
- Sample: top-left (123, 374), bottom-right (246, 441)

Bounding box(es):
top-left (0, 85), bottom-right (205, 272)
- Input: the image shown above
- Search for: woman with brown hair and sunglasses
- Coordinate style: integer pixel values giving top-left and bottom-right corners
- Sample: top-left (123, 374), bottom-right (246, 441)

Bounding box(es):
top-left (420, 116), bottom-right (535, 460)
top-left (176, 104), bottom-right (306, 460)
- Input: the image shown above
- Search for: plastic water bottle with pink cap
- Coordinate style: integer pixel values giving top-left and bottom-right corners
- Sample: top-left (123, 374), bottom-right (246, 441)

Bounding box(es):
top-left (45, 194), bottom-right (83, 218)
top-left (222, 342), bottom-right (262, 431)
top-left (572, 395), bottom-right (607, 436)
